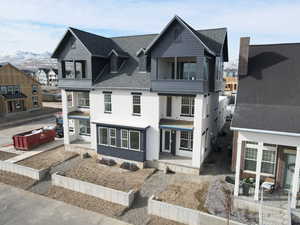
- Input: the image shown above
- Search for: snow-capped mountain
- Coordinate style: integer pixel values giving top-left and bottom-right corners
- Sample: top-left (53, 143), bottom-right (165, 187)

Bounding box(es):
top-left (0, 51), bottom-right (57, 70)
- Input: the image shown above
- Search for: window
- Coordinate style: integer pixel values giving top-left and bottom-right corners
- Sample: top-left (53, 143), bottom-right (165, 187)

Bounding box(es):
top-left (32, 85), bottom-right (38, 94)
top-left (166, 96), bottom-right (172, 117)
top-left (67, 93), bottom-right (73, 107)
top-left (110, 54), bottom-right (118, 73)
top-left (78, 92), bottom-right (89, 107)
top-left (104, 93), bottom-right (112, 113)
top-left (63, 61), bottom-right (75, 79)
top-left (261, 150), bottom-right (276, 174)
top-left (99, 127), bottom-right (108, 145)
top-left (181, 96), bottom-right (194, 116)
top-left (121, 129), bottom-right (129, 148)
top-left (7, 86), bottom-right (13, 94)
top-left (79, 120), bottom-right (90, 136)
top-left (14, 86), bottom-right (20, 94)
top-left (0, 86), bottom-right (7, 94)
top-left (129, 131), bottom-right (140, 150)
top-left (177, 62), bottom-right (197, 80)
top-left (132, 95), bottom-right (141, 115)
top-left (75, 61), bottom-right (86, 79)
top-left (107, 128), bottom-right (116, 146)
top-left (244, 147), bottom-right (257, 172)
top-left (180, 131), bottom-right (193, 151)
top-left (32, 96), bottom-right (39, 107)
top-left (139, 54), bottom-right (147, 72)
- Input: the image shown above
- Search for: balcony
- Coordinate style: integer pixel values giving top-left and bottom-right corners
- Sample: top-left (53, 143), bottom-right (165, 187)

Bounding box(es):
top-left (152, 57), bottom-right (208, 94)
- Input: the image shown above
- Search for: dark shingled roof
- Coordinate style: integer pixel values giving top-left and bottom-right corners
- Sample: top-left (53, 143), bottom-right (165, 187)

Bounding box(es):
top-left (69, 27), bottom-right (128, 57)
top-left (93, 34), bottom-right (157, 90)
top-left (232, 43), bottom-right (300, 134)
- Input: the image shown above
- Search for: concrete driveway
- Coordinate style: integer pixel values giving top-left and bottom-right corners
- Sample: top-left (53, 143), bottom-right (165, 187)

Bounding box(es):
top-left (0, 183), bottom-right (130, 225)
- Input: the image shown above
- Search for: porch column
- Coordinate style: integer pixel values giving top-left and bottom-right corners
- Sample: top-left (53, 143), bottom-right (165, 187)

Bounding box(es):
top-left (291, 146), bottom-right (300, 208)
top-left (254, 142), bottom-right (263, 201)
top-left (234, 139), bottom-right (243, 197)
top-left (61, 89), bottom-right (70, 145)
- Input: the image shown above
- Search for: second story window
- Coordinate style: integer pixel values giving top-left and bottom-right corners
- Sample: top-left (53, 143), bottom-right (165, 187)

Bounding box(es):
top-left (104, 93), bottom-right (112, 113)
top-left (132, 94), bottom-right (141, 115)
top-left (78, 92), bottom-right (89, 107)
top-left (181, 96), bottom-right (194, 117)
top-left (32, 85), bottom-right (38, 94)
top-left (75, 61), bottom-right (86, 79)
top-left (62, 60), bottom-right (86, 79)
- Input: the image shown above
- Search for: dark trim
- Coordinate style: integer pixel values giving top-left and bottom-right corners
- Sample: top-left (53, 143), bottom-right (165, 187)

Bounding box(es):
top-left (131, 92), bottom-right (142, 95)
top-left (158, 93), bottom-right (196, 97)
top-left (93, 122), bottom-right (149, 131)
top-left (102, 91), bottom-right (112, 94)
top-left (180, 114), bottom-right (194, 118)
top-left (65, 89), bottom-right (90, 92)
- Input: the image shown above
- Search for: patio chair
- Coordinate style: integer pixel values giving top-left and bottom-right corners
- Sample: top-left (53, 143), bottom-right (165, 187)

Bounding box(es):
top-left (261, 177), bottom-right (275, 194)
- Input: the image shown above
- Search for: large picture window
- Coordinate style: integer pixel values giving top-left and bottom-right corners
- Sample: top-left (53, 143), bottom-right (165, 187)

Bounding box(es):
top-left (62, 60), bottom-right (86, 79)
top-left (180, 131), bottom-right (193, 151)
top-left (181, 96), bottom-right (194, 116)
top-left (104, 93), bottom-right (112, 113)
top-left (129, 131), bottom-right (140, 150)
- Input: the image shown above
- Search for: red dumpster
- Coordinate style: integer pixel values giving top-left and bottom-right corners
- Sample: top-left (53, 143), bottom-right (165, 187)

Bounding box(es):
top-left (12, 126), bottom-right (56, 150)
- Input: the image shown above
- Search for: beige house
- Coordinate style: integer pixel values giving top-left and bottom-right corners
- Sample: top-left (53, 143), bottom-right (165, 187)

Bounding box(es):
top-left (0, 63), bottom-right (42, 116)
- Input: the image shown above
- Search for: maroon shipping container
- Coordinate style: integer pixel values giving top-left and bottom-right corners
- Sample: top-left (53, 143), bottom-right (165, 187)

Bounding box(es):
top-left (13, 127), bottom-right (56, 150)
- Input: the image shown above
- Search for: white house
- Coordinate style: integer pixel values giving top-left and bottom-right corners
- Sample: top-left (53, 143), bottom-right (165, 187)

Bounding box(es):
top-left (52, 16), bottom-right (229, 174)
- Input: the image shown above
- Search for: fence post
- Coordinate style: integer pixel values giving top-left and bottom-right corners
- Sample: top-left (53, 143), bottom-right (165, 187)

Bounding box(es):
top-left (259, 188), bottom-right (263, 225)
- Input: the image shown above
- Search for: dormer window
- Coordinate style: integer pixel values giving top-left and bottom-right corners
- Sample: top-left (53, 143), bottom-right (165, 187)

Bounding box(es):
top-left (136, 48), bottom-right (147, 72)
top-left (109, 49), bottom-right (127, 73)
top-left (110, 53), bottom-right (118, 73)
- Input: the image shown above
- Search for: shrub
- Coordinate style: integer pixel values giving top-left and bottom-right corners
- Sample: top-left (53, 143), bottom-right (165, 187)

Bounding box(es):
top-left (120, 162), bottom-right (139, 171)
top-left (98, 158), bottom-right (116, 166)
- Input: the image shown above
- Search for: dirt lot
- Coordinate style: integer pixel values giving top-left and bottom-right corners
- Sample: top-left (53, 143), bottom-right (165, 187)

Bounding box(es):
top-left (147, 216), bottom-right (185, 225)
top-left (44, 186), bottom-right (126, 217)
top-left (157, 181), bottom-right (210, 212)
top-left (17, 147), bottom-right (78, 170)
top-left (65, 158), bottom-right (155, 192)
top-left (0, 170), bottom-right (36, 190)
top-left (0, 151), bottom-right (17, 160)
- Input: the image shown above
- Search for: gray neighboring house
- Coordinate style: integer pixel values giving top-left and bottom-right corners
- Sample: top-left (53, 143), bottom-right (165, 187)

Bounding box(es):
top-left (51, 15), bottom-right (228, 173)
top-left (35, 68), bottom-right (50, 86)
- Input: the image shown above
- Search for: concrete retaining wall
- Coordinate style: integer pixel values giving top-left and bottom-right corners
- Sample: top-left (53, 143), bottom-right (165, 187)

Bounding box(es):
top-left (52, 172), bottom-right (136, 207)
top-left (148, 196), bottom-right (245, 225)
top-left (0, 160), bottom-right (49, 180)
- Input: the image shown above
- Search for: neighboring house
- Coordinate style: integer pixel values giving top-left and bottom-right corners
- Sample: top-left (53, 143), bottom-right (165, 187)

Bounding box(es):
top-left (231, 37), bottom-right (300, 209)
top-left (223, 68), bottom-right (238, 77)
top-left (224, 76), bottom-right (238, 95)
top-left (48, 68), bottom-right (58, 86)
top-left (35, 68), bottom-right (50, 85)
top-left (0, 63), bottom-right (42, 116)
top-left (21, 69), bottom-right (35, 77)
top-left (52, 15), bottom-right (228, 172)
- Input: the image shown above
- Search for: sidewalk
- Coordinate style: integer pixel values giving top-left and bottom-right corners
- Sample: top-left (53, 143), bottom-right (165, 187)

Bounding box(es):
top-left (0, 107), bottom-right (60, 130)
top-left (0, 183), bottom-right (131, 225)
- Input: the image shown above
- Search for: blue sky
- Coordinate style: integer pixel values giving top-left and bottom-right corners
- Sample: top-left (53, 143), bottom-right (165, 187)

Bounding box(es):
top-left (0, 0), bottom-right (300, 62)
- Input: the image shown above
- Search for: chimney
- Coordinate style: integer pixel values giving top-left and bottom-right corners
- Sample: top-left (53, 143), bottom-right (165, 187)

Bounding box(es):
top-left (238, 37), bottom-right (250, 76)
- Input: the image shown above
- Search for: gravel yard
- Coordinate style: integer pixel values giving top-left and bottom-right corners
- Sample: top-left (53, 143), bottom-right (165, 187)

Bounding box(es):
top-left (157, 181), bottom-right (209, 212)
top-left (44, 186), bottom-right (126, 217)
top-left (147, 216), bottom-right (185, 225)
top-left (17, 147), bottom-right (78, 170)
top-left (0, 151), bottom-right (17, 160)
top-left (65, 158), bottom-right (156, 192)
top-left (0, 170), bottom-right (36, 189)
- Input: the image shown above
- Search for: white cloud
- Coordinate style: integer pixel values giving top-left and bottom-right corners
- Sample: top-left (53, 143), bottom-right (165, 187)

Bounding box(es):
top-left (0, 0), bottom-right (300, 58)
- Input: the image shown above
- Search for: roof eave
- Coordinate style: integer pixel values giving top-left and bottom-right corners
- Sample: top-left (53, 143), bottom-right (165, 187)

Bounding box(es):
top-left (230, 126), bottom-right (300, 137)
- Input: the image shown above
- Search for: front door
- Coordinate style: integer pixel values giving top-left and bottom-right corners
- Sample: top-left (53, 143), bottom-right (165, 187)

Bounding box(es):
top-left (162, 129), bottom-right (176, 155)
top-left (162, 130), bottom-right (171, 153)
top-left (283, 152), bottom-right (300, 190)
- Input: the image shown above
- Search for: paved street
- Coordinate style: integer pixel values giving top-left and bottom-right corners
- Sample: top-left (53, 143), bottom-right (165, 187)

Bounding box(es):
top-left (0, 117), bottom-right (55, 147)
top-left (0, 183), bottom-right (130, 225)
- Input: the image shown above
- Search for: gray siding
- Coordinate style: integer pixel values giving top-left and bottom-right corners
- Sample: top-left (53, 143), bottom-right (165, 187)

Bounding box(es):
top-left (151, 80), bottom-right (208, 94)
top-left (57, 34), bottom-right (92, 89)
top-left (96, 124), bottom-right (147, 162)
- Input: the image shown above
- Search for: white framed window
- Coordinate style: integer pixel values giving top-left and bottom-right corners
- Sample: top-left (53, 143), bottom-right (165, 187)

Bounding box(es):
top-left (132, 95), bottom-right (141, 115)
top-left (181, 96), bottom-right (194, 116)
top-left (104, 93), bottom-right (112, 113)
top-left (180, 131), bottom-right (193, 151)
top-left (129, 130), bottom-right (140, 151)
top-left (32, 96), bottom-right (39, 107)
top-left (109, 128), bottom-right (116, 147)
top-left (244, 147), bottom-right (257, 172)
top-left (32, 85), bottom-right (38, 94)
top-left (79, 120), bottom-right (90, 136)
top-left (0, 86), bottom-right (7, 94)
top-left (99, 127), bottom-right (108, 145)
top-left (121, 129), bottom-right (129, 149)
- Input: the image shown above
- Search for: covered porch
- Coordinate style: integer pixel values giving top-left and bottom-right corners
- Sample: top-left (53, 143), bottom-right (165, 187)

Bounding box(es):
top-left (233, 129), bottom-right (300, 209)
